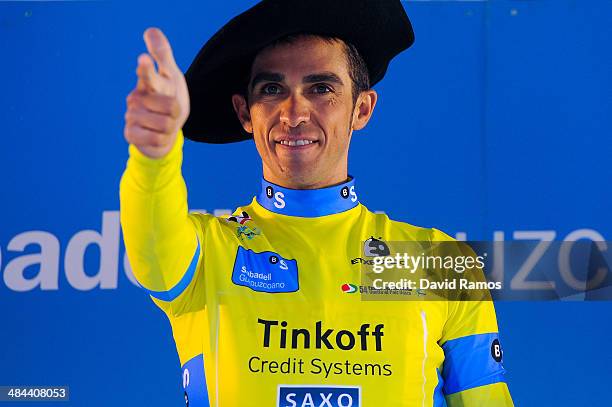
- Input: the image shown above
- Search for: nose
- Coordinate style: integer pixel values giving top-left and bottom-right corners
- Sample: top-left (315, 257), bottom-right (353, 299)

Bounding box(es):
top-left (279, 92), bottom-right (310, 128)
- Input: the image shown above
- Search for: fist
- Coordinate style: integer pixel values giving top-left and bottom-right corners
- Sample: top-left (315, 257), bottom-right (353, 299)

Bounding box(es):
top-left (124, 28), bottom-right (190, 159)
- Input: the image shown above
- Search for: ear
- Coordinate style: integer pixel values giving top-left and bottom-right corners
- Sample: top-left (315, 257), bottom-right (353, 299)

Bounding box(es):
top-left (231, 94), bottom-right (253, 133)
top-left (351, 89), bottom-right (378, 131)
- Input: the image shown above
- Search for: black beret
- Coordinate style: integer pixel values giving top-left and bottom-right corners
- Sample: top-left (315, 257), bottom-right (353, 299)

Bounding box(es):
top-left (183, 0), bottom-right (415, 144)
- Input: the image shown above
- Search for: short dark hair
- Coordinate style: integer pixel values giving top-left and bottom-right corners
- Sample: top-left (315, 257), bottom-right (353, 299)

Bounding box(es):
top-left (246, 33), bottom-right (370, 105)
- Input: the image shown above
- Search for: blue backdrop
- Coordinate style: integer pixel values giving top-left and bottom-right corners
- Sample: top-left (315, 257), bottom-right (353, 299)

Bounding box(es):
top-left (1, 0), bottom-right (611, 405)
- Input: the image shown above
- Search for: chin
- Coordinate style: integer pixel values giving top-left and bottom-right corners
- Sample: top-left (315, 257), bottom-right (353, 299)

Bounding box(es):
top-left (278, 156), bottom-right (317, 172)
top-left (276, 164), bottom-right (321, 187)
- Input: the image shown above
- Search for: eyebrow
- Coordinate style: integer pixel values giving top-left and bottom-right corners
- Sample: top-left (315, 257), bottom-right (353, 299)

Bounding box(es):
top-left (250, 72), bottom-right (284, 89)
top-left (303, 72), bottom-right (344, 86)
top-left (249, 71), bottom-right (345, 90)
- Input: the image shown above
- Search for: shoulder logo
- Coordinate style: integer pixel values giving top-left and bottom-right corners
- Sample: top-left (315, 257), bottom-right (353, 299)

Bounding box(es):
top-left (350, 237), bottom-right (389, 266)
top-left (226, 211), bottom-right (261, 240)
top-left (364, 236), bottom-right (390, 257)
top-left (491, 338), bottom-right (503, 362)
top-left (227, 211), bottom-right (252, 224)
top-left (237, 225), bottom-right (261, 241)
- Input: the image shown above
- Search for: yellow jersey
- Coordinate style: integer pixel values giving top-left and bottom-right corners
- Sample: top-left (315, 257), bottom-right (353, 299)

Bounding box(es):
top-left (119, 131), bottom-right (513, 407)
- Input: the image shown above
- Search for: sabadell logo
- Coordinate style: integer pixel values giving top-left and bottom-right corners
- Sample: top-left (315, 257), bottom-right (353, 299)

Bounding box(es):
top-left (341, 283), bottom-right (358, 294)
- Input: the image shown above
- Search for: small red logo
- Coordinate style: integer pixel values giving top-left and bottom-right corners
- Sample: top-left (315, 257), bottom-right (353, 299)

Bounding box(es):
top-left (341, 283), bottom-right (358, 294)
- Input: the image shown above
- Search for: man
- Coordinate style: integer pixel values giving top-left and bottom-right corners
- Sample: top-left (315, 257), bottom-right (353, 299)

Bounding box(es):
top-left (120, 1), bottom-right (514, 406)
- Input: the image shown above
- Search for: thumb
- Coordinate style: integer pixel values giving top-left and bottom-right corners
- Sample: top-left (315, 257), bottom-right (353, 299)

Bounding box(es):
top-left (143, 27), bottom-right (178, 78)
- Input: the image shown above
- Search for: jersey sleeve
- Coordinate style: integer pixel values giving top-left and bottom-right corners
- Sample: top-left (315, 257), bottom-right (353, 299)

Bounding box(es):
top-left (431, 228), bottom-right (514, 406)
top-left (119, 129), bottom-right (205, 315)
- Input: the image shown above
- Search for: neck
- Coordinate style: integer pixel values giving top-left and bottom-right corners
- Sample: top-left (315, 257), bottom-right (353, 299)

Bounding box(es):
top-left (262, 169), bottom-right (349, 190)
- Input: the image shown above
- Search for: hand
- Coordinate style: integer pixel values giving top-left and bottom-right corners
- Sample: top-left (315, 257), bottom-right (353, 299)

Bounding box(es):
top-left (124, 27), bottom-right (190, 159)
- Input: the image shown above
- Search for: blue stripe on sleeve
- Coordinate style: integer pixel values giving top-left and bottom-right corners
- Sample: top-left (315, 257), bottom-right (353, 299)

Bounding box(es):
top-left (144, 236), bottom-right (201, 302)
top-left (433, 368), bottom-right (448, 406)
top-left (182, 354), bottom-right (210, 407)
top-left (441, 332), bottom-right (507, 395)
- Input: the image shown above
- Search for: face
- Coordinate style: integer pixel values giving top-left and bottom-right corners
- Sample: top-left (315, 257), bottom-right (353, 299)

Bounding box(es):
top-left (232, 36), bottom-right (377, 189)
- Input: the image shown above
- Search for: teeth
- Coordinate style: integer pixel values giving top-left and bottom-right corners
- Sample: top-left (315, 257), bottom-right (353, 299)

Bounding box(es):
top-left (279, 140), bottom-right (314, 146)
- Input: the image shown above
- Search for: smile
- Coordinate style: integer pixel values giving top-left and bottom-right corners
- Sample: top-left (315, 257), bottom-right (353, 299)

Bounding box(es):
top-left (277, 140), bottom-right (317, 146)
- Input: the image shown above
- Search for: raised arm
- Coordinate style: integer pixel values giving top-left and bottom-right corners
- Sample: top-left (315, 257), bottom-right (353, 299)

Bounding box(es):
top-left (120, 28), bottom-right (199, 302)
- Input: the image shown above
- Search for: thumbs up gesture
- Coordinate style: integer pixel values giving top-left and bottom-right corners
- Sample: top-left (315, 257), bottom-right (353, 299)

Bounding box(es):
top-left (124, 28), bottom-right (190, 159)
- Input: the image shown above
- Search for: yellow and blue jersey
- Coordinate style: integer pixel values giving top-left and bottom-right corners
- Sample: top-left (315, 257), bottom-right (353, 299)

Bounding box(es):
top-left (120, 131), bottom-right (514, 406)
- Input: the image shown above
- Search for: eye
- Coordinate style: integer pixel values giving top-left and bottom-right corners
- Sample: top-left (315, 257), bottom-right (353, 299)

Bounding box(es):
top-left (261, 83), bottom-right (282, 95)
top-left (312, 84), bottom-right (333, 94)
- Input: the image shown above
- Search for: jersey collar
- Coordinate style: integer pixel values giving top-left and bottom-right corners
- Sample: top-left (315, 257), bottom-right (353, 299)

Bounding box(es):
top-left (256, 177), bottom-right (359, 217)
